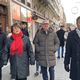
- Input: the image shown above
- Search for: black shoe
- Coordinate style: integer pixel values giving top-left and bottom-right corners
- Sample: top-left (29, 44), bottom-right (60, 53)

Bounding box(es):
top-left (57, 56), bottom-right (60, 59)
top-left (34, 72), bottom-right (39, 76)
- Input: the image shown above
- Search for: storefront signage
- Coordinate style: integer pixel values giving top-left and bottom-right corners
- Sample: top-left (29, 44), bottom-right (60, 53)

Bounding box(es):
top-left (12, 2), bottom-right (20, 20)
top-left (21, 7), bottom-right (27, 21)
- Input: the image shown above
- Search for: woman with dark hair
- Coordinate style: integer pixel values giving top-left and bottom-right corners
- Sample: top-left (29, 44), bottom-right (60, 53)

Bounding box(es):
top-left (5, 23), bottom-right (35, 80)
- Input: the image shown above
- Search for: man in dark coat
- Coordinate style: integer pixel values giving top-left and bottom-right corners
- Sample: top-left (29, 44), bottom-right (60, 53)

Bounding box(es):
top-left (56, 26), bottom-right (65, 58)
top-left (64, 16), bottom-right (80, 80)
top-left (21, 22), bottom-right (29, 37)
top-left (0, 25), bottom-right (7, 80)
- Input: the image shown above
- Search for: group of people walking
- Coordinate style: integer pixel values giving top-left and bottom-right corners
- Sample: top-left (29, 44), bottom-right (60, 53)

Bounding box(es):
top-left (0, 16), bottom-right (80, 80)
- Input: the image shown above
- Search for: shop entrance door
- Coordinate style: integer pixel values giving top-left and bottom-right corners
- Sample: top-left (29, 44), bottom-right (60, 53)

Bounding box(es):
top-left (0, 14), bottom-right (6, 32)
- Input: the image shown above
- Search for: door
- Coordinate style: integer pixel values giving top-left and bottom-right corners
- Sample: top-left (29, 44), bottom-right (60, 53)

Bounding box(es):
top-left (0, 14), bottom-right (6, 32)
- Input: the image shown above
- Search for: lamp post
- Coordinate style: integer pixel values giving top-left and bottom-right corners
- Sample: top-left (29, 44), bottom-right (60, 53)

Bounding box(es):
top-left (71, 7), bottom-right (78, 24)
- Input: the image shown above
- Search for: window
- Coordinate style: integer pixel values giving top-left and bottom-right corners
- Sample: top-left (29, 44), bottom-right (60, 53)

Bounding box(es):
top-left (21, 0), bottom-right (25, 4)
top-left (27, 2), bottom-right (31, 7)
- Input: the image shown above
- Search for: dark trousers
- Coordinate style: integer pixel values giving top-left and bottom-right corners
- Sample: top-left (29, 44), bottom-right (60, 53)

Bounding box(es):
top-left (41, 66), bottom-right (54, 80)
top-left (0, 67), bottom-right (2, 80)
top-left (36, 61), bottom-right (39, 72)
top-left (16, 78), bottom-right (27, 80)
top-left (58, 46), bottom-right (64, 58)
top-left (15, 75), bottom-right (27, 80)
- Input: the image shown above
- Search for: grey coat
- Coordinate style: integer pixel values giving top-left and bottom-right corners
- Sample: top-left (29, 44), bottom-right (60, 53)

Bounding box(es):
top-left (5, 35), bottom-right (35, 79)
top-left (33, 27), bottom-right (60, 67)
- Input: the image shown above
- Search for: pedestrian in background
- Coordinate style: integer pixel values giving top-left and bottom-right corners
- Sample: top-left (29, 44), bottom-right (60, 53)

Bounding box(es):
top-left (0, 24), bottom-right (7, 80)
top-left (64, 27), bottom-right (71, 42)
top-left (4, 23), bottom-right (35, 80)
top-left (21, 22), bottom-right (29, 37)
top-left (33, 20), bottom-right (60, 80)
top-left (64, 16), bottom-right (80, 80)
top-left (56, 25), bottom-right (65, 58)
top-left (33, 25), bottom-right (42, 76)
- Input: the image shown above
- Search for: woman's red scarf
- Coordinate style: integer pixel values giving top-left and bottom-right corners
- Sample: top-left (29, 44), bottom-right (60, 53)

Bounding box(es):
top-left (10, 31), bottom-right (24, 56)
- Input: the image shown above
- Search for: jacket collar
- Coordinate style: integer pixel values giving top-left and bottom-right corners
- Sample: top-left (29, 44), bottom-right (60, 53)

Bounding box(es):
top-left (73, 30), bottom-right (80, 45)
top-left (41, 27), bottom-right (53, 33)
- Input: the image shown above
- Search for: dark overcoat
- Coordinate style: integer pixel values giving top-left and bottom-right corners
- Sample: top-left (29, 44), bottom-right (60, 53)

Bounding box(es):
top-left (21, 28), bottom-right (29, 37)
top-left (64, 30), bottom-right (80, 80)
top-left (5, 35), bottom-right (35, 79)
top-left (56, 29), bottom-right (65, 47)
top-left (0, 32), bottom-right (6, 67)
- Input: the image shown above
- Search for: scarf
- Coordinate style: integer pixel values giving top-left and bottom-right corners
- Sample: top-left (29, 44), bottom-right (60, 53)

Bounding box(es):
top-left (10, 31), bottom-right (23, 56)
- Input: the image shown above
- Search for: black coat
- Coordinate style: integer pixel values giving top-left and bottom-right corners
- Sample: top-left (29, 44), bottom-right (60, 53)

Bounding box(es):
top-left (0, 32), bottom-right (6, 67)
top-left (21, 28), bottom-right (29, 37)
top-left (57, 29), bottom-right (65, 46)
top-left (64, 30), bottom-right (80, 80)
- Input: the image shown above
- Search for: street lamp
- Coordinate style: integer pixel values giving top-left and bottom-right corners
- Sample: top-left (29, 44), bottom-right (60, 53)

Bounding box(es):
top-left (71, 7), bottom-right (78, 24)
top-left (71, 7), bottom-right (78, 15)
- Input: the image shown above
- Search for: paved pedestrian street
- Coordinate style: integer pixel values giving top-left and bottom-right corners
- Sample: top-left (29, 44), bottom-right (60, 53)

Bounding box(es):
top-left (2, 58), bottom-right (71, 80)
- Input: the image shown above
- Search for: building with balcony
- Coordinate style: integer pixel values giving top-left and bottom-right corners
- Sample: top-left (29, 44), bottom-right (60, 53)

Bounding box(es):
top-left (0, 0), bottom-right (34, 40)
top-left (32, 0), bottom-right (61, 24)
top-left (0, 0), bottom-right (8, 32)
top-left (0, 0), bottom-right (66, 41)
top-left (59, 5), bottom-right (66, 26)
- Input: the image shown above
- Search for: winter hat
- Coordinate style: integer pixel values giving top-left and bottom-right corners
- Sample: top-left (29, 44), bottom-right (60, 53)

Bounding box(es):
top-left (43, 20), bottom-right (49, 24)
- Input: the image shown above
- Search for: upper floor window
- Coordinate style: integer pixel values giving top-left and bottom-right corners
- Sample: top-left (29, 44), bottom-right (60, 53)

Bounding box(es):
top-left (21, 0), bottom-right (25, 4)
top-left (27, 2), bottom-right (31, 7)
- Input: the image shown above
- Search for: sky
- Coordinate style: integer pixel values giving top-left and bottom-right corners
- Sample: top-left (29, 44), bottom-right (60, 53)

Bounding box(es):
top-left (61, 0), bottom-right (80, 24)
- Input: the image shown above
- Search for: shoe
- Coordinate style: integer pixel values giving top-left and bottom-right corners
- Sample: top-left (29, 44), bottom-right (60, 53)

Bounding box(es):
top-left (34, 72), bottom-right (39, 76)
top-left (57, 56), bottom-right (60, 59)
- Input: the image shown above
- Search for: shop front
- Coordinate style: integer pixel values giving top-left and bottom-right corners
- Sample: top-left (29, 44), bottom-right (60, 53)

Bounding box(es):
top-left (11, 1), bottom-right (33, 40)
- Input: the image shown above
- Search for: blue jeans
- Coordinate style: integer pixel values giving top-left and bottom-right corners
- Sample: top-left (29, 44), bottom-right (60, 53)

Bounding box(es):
top-left (58, 46), bottom-right (64, 58)
top-left (41, 66), bottom-right (54, 80)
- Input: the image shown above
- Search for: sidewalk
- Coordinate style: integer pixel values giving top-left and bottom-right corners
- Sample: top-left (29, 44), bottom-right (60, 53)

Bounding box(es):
top-left (28, 58), bottom-right (71, 80)
top-left (2, 58), bottom-right (71, 80)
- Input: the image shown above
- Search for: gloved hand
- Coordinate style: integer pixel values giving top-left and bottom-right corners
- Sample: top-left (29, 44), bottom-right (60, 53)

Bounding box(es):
top-left (64, 64), bottom-right (70, 72)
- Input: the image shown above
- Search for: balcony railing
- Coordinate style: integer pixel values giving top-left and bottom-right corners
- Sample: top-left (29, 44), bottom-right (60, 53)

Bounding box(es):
top-left (39, 0), bottom-right (48, 6)
top-left (46, 0), bottom-right (60, 17)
